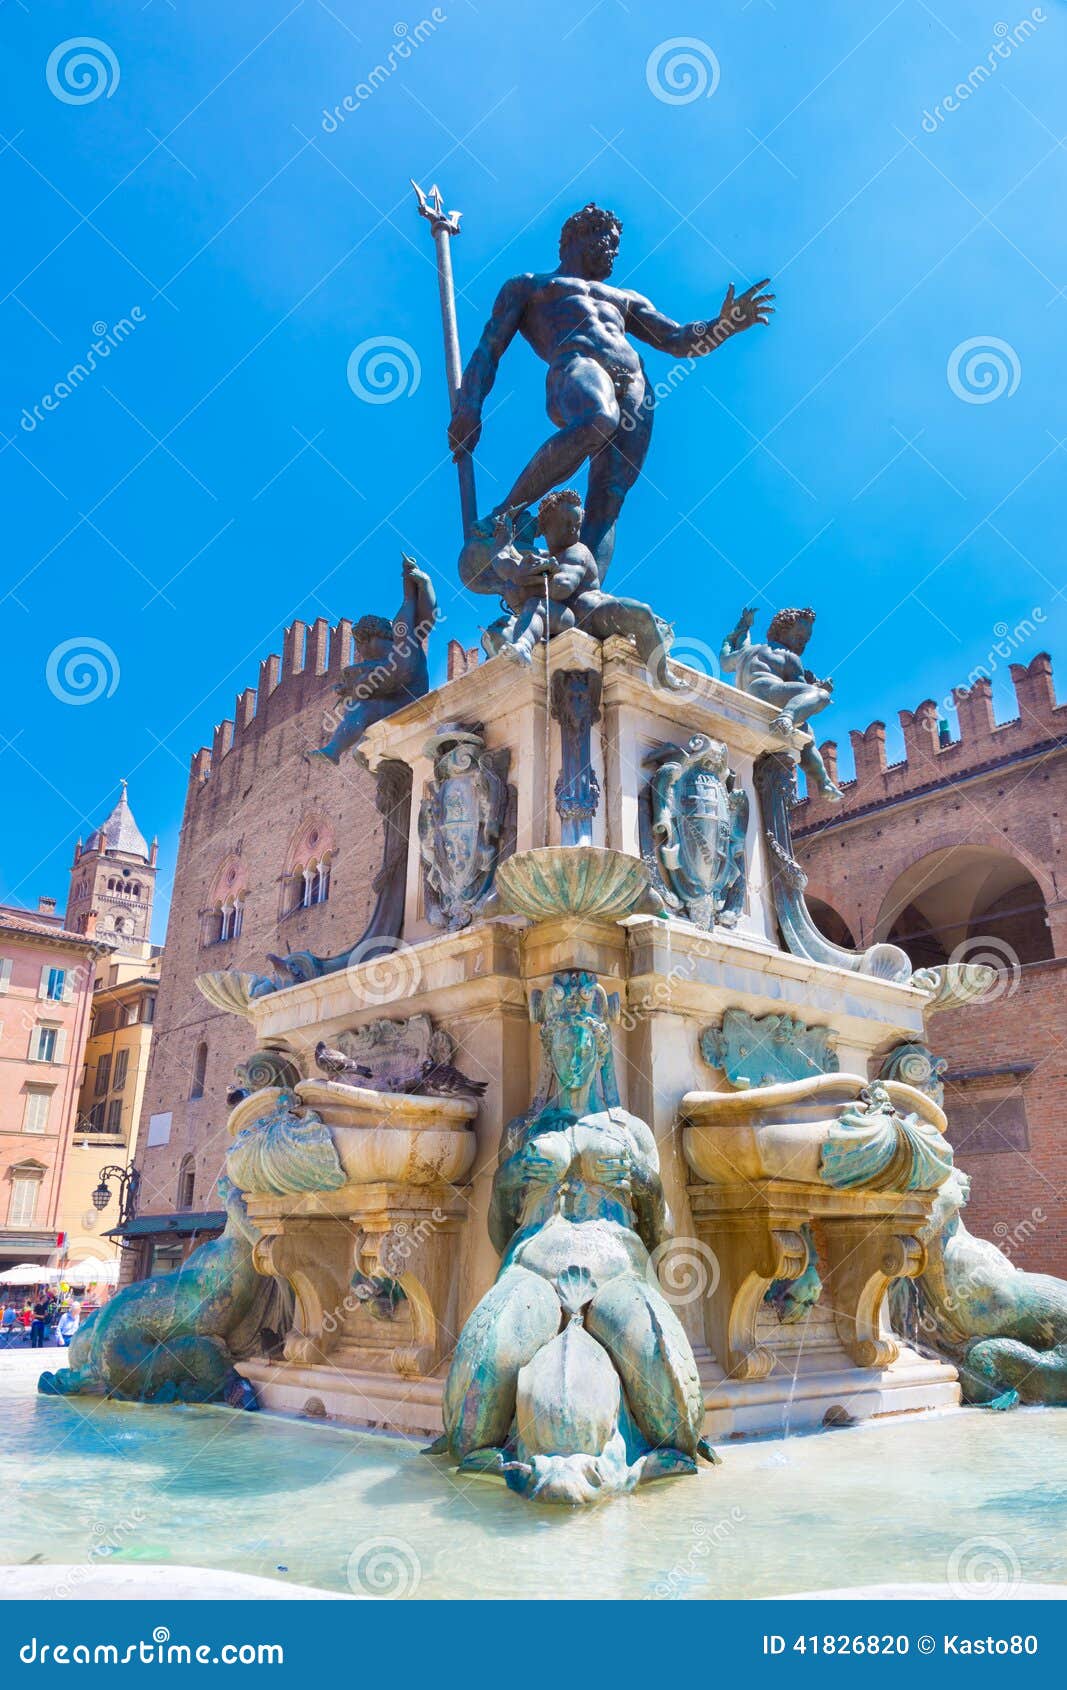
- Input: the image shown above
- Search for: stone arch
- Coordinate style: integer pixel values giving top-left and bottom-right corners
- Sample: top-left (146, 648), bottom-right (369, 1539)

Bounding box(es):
top-left (874, 843), bottom-right (1054, 968)
top-left (804, 894), bottom-right (858, 951)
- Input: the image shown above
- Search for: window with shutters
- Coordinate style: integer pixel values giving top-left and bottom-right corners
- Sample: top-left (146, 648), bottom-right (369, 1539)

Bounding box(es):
top-left (8, 1175), bottom-right (40, 1226)
top-left (106, 1098), bottom-right (123, 1134)
top-left (113, 1048), bottom-right (129, 1091)
top-left (0, 957), bottom-right (12, 994)
top-left (94, 1053), bottom-right (112, 1096)
top-left (22, 1090), bottom-right (51, 1134)
top-left (31, 1024), bottom-right (61, 1063)
top-left (42, 966), bottom-right (67, 1001)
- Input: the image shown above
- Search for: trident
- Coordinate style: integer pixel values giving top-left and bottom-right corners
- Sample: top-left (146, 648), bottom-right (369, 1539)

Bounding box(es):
top-left (412, 179), bottom-right (477, 538)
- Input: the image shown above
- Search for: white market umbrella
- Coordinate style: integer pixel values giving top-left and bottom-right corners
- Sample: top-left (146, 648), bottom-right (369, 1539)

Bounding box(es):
top-left (64, 1259), bottom-right (119, 1286)
top-left (0, 1264), bottom-right (59, 1285)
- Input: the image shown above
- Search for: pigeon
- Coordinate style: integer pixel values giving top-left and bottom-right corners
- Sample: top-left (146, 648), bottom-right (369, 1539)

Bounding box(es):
top-left (389, 1058), bottom-right (488, 1100)
top-left (314, 1041), bottom-right (487, 1099)
top-left (315, 1041), bottom-right (374, 1083)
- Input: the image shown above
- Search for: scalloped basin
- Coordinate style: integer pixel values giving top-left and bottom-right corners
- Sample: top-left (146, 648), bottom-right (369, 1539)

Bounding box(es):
top-left (297, 1078), bottom-right (477, 1186)
top-left (226, 1082), bottom-right (477, 1188)
top-left (681, 1072), bottom-right (947, 1186)
top-left (495, 845), bottom-right (652, 920)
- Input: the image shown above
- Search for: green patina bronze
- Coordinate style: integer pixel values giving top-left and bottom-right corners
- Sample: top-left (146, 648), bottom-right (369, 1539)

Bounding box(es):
top-left (894, 1168), bottom-right (1067, 1405)
top-left (701, 1008), bottom-right (840, 1089)
top-left (819, 1082), bottom-right (954, 1193)
top-left (878, 1041), bottom-right (948, 1108)
top-left (438, 969), bottom-right (712, 1505)
top-left (226, 1091), bottom-right (346, 1197)
top-left (38, 1178), bottom-right (277, 1405)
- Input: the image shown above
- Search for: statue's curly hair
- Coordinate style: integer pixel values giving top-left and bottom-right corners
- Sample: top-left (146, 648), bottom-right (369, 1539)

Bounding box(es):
top-left (559, 203), bottom-right (622, 257)
top-left (537, 487), bottom-right (583, 527)
top-left (353, 613), bottom-right (394, 646)
top-left (768, 606), bottom-right (815, 643)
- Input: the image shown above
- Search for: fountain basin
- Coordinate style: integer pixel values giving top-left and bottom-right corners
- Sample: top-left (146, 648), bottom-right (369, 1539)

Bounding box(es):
top-left (7, 1349), bottom-right (1067, 1599)
top-left (682, 1072), bottom-right (947, 1188)
top-left (226, 1082), bottom-right (477, 1189)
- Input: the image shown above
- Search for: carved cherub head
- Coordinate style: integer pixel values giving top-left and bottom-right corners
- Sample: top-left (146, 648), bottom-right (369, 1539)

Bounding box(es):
top-left (767, 607), bottom-right (816, 655)
top-left (353, 613), bottom-right (396, 661)
top-left (559, 203), bottom-right (622, 280)
top-left (536, 488), bottom-right (583, 553)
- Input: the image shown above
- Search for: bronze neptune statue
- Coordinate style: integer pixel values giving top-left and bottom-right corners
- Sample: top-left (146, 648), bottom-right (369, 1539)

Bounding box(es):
top-left (449, 204), bottom-right (774, 575)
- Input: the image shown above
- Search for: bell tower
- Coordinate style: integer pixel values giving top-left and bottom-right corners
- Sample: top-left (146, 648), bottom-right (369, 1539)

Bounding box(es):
top-left (66, 780), bottom-right (157, 957)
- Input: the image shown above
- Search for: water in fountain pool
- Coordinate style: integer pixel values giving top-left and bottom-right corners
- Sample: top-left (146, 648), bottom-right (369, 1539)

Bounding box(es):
top-left (5, 1351), bottom-right (1067, 1599)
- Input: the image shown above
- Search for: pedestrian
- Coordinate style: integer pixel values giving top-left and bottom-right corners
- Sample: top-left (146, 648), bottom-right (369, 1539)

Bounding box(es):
top-left (30, 1294), bottom-right (50, 1348)
top-left (57, 1306), bottom-right (79, 1347)
top-left (1, 1305), bottom-right (16, 1344)
top-left (18, 1302), bottom-right (33, 1335)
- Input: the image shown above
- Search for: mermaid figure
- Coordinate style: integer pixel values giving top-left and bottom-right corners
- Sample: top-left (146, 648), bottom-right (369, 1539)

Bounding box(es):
top-left (439, 970), bottom-right (713, 1505)
top-left (893, 1167), bottom-right (1067, 1405)
top-left (38, 1179), bottom-right (280, 1404)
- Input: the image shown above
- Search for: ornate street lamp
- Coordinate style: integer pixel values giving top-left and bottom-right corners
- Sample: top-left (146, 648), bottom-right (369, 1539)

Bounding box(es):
top-left (91, 1164), bottom-right (140, 1228)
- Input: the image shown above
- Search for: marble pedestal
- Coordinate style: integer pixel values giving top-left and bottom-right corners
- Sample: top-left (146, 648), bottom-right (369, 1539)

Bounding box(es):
top-left (226, 634), bottom-right (960, 1435)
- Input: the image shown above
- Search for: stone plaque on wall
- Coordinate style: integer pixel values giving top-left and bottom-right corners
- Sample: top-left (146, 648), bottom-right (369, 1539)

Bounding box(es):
top-left (944, 1090), bottom-right (1030, 1155)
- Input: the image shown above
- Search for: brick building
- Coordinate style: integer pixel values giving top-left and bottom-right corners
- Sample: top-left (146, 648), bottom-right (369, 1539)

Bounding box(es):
top-left (124, 618), bottom-right (383, 1279)
top-left (793, 650), bottom-right (1067, 1274)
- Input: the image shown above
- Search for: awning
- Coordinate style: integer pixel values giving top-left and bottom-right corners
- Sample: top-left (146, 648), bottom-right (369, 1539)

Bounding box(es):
top-left (0, 1233), bottom-right (59, 1259)
top-left (104, 1211), bottom-right (226, 1241)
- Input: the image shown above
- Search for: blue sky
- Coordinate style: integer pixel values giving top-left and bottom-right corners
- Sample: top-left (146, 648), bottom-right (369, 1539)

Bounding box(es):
top-left (3, 0), bottom-right (1065, 940)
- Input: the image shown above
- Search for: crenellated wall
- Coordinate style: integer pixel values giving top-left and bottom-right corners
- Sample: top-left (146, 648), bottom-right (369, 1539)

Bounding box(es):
top-left (131, 619), bottom-right (380, 1275)
top-left (791, 650), bottom-right (1067, 1272)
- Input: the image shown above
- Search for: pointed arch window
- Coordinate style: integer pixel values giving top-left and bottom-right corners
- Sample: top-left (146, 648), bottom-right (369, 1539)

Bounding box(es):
top-left (177, 1154), bottom-right (196, 1210)
top-left (190, 1041), bottom-right (208, 1101)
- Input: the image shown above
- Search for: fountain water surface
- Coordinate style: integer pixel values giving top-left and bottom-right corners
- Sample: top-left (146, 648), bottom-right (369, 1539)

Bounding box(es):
top-left (6, 1351), bottom-right (1067, 1600)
